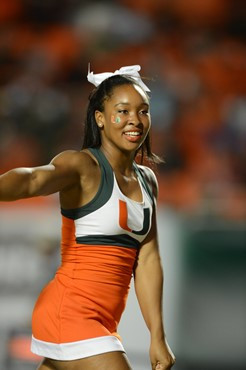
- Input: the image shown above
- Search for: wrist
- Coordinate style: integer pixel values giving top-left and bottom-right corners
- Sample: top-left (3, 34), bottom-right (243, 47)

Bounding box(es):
top-left (150, 327), bottom-right (165, 342)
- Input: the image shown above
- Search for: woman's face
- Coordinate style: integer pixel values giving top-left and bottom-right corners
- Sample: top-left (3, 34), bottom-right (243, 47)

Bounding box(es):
top-left (95, 83), bottom-right (151, 153)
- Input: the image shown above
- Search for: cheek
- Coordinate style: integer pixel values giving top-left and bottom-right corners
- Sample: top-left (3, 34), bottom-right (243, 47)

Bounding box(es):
top-left (146, 115), bottom-right (151, 127)
top-left (111, 114), bottom-right (121, 124)
top-left (147, 118), bottom-right (151, 129)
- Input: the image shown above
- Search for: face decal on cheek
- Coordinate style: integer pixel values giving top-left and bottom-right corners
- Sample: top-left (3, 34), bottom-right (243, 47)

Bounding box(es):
top-left (111, 115), bottom-right (121, 124)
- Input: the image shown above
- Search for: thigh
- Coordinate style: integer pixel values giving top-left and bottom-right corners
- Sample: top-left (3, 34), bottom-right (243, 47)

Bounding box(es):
top-left (41, 351), bottom-right (132, 370)
top-left (37, 358), bottom-right (55, 370)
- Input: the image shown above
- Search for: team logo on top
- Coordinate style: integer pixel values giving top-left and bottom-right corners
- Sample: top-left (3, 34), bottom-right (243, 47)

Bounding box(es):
top-left (118, 200), bottom-right (150, 235)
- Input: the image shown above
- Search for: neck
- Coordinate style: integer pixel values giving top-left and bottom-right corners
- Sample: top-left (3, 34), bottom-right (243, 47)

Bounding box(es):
top-left (100, 144), bottom-right (136, 175)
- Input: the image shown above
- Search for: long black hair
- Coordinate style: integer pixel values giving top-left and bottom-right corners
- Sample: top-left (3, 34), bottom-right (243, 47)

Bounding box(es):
top-left (82, 74), bottom-right (162, 165)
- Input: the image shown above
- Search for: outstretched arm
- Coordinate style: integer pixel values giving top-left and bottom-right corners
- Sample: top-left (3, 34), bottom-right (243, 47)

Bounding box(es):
top-left (0, 150), bottom-right (81, 201)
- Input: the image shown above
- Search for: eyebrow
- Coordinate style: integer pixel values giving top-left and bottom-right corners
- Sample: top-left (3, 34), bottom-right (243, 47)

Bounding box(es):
top-left (114, 102), bottom-right (149, 107)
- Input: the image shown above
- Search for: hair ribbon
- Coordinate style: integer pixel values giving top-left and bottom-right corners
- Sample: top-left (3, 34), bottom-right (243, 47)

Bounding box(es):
top-left (87, 64), bottom-right (150, 92)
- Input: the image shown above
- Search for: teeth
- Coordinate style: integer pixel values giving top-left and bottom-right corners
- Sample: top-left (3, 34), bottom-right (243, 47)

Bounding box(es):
top-left (124, 132), bottom-right (141, 136)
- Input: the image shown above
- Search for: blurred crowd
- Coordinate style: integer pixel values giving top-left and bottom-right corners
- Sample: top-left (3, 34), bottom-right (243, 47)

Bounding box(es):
top-left (0, 0), bottom-right (245, 218)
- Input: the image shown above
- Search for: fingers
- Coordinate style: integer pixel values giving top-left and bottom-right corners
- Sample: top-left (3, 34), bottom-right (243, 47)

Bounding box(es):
top-left (154, 361), bottom-right (165, 370)
top-left (153, 358), bottom-right (176, 370)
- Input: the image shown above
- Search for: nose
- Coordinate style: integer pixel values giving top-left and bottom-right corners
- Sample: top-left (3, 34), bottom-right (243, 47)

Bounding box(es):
top-left (128, 111), bottom-right (141, 124)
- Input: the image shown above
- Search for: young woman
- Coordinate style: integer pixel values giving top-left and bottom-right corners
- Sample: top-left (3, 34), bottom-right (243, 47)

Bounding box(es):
top-left (0, 65), bottom-right (175, 370)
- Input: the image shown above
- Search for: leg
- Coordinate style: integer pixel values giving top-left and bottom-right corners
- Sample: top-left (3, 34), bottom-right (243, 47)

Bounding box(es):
top-left (39, 351), bottom-right (132, 370)
top-left (37, 358), bottom-right (55, 369)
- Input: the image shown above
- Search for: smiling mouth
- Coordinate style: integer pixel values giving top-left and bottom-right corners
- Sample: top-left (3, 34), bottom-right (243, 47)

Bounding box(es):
top-left (123, 131), bottom-right (143, 143)
top-left (124, 131), bottom-right (142, 137)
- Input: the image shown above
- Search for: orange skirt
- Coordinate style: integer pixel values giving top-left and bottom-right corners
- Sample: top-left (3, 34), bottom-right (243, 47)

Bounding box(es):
top-left (31, 245), bottom-right (137, 360)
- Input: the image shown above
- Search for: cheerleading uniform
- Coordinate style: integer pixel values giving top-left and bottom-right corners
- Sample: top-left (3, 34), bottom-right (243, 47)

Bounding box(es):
top-left (31, 148), bottom-right (155, 360)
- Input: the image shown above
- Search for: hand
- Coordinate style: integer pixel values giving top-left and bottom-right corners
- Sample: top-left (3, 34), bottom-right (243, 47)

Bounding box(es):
top-left (150, 337), bottom-right (176, 370)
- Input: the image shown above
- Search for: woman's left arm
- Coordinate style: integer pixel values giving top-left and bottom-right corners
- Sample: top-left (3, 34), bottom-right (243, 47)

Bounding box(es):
top-left (133, 176), bottom-right (175, 369)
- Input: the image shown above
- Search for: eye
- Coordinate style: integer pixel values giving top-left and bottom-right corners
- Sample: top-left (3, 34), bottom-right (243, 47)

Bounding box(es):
top-left (118, 109), bottom-right (129, 114)
top-left (139, 109), bottom-right (149, 115)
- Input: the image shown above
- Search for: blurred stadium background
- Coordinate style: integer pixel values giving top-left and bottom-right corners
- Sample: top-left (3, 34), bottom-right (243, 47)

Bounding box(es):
top-left (0, 0), bottom-right (245, 369)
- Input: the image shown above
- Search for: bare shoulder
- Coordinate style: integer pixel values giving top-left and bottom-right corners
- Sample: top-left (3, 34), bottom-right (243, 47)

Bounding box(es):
top-left (137, 164), bottom-right (159, 199)
top-left (52, 149), bottom-right (101, 208)
top-left (50, 149), bottom-right (98, 174)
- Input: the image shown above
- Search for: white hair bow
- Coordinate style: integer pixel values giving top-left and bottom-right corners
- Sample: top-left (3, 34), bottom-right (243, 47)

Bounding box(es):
top-left (87, 64), bottom-right (150, 92)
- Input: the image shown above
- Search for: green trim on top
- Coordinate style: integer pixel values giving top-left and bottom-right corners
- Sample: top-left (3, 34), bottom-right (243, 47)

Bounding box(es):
top-left (76, 234), bottom-right (140, 249)
top-left (133, 163), bottom-right (154, 205)
top-left (61, 148), bottom-right (114, 220)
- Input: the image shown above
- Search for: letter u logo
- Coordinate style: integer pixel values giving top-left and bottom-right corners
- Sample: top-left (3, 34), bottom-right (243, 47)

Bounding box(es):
top-left (118, 199), bottom-right (150, 235)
